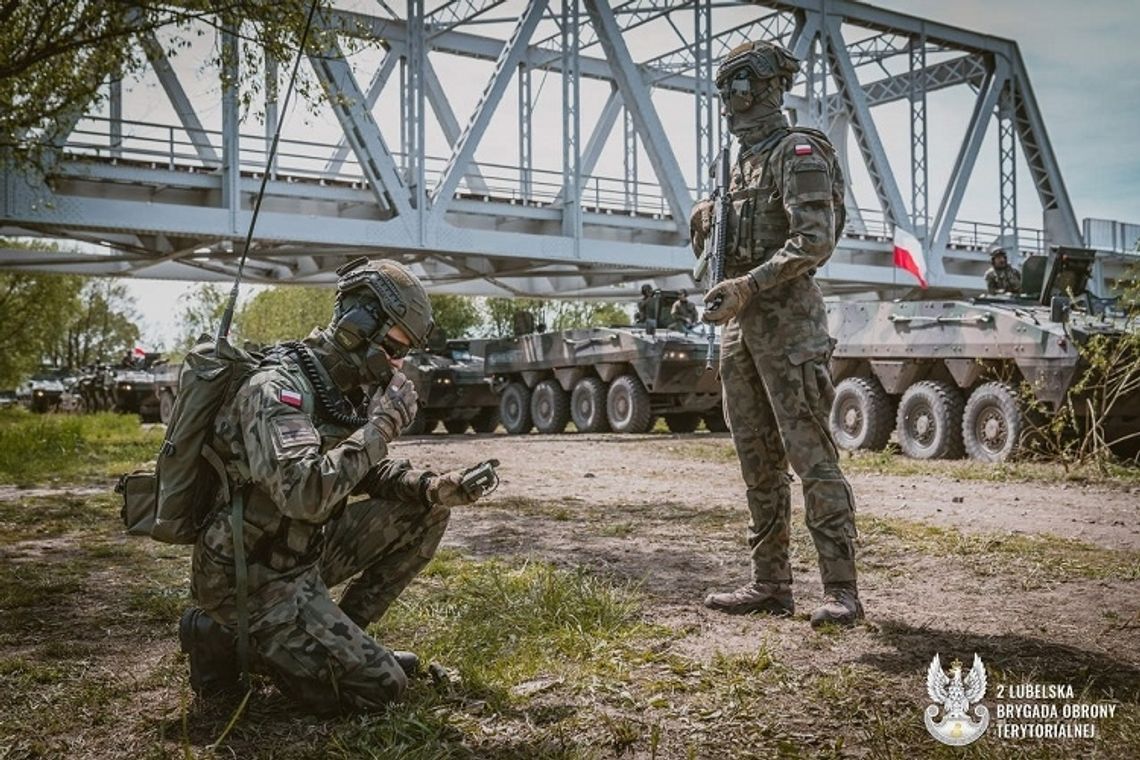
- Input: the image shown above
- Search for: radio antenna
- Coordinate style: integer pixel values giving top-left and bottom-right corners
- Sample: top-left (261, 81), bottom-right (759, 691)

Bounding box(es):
top-left (216, 0), bottom-right (320, 341)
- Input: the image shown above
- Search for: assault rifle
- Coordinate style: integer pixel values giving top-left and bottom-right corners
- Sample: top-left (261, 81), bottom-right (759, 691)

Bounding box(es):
top-left (693, 147), bottom-right (732, 371)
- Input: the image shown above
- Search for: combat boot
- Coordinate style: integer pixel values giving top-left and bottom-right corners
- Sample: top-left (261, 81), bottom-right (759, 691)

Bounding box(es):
top-left (703, 582), bottom-right (794, 616)
top-left (179, 607), bottom-right (242, 697)
top-left (392, 650), bottom-right (420, 678)
top-left (810, 585), bottom-right (864, 628)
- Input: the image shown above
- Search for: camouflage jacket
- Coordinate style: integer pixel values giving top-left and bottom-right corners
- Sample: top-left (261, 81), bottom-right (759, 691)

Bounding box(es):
top-left (985, 265), bottom-right (1022, 294)
top-left (693, 127), bottom-right (844, 359)
top-left (671, 299), bottom-right (699, 325)
top-left (191, 348), bottom-right (429, 630)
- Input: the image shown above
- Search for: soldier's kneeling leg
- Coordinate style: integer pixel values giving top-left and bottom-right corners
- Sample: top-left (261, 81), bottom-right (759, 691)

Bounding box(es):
top-left (179, 607), bottom-right (241, 698)
top-left (254, 591), bottom-right (408, 715)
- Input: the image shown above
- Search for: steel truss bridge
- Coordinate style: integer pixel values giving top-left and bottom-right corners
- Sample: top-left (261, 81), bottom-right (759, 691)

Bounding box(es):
top-left (0, 0), bottom-right (1130, 297)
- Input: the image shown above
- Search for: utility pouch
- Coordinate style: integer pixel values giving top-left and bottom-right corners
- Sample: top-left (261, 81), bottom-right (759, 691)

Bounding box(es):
top-left (735, 195), bottom-right (755, 257)
top-left (116, 469), bottom-right (158, 537)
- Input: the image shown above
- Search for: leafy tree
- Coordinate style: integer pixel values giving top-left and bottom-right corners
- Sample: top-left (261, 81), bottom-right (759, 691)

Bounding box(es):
top-left (483, 297), bottom-right (546, 337)
top-left (0, 272), bottom-right (83, 386)
top-left (3, 1), bottom-right (338, 169)
top-left (172, 283), bottom-right (229, 353)
top-left (548, 301), bottom-right (630, 330)
top-left (236, 284), bottom-right (333, 346)
top-left (481, 297), bottom-right (631, 336)
top-left (50, 279), bottom-right (141, 369)
top-left (428, 294), bottom-right (482, 340)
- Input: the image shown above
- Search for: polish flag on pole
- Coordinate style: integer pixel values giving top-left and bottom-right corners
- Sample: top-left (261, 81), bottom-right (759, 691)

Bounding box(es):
top-left (892, 227), bottom-right (928, 289)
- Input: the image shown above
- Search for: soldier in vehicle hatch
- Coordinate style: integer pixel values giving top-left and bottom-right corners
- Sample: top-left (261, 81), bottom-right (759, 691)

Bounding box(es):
top-left (634, 283), bottom-right (655, 323)
top-left (671, 289), bottom-right (699, 329)
top-left (985, 246), bottom-right (1022, 294)
top-left (180, 258), bottom-right (490, 714)
top-left (690, 41), bottom-right (863, 628)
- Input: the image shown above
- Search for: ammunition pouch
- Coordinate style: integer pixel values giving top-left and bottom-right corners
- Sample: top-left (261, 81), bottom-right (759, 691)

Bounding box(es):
top-left (117, 469), bottom-right (158, 537)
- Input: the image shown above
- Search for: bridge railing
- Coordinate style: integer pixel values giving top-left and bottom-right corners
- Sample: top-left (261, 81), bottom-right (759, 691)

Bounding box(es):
top-left (63, 117), bottom-right (677, 218)
top-left (1083, 218), bottom-right (1140, 254)
top-left (62, 116), bottom-right (1050, 250)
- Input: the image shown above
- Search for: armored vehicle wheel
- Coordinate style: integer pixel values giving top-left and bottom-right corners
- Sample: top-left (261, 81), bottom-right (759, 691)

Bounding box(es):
top-left (962, 382), bottom-right (1023, 463)
top-left (896, 381), bottom-right (965, 460)
top-left (830, 377), bottom-right (895, 451)
top-left (500, 382), bottom-right (534, 435)
top-left (607, 374), bottom-right (653, 434)
top-left (703, 406), bottom-right (728, 433)
top-left (159, 389), bottom-right (175, 425)
top-left (531, 380), bottom-right (570, 434)
top-left (570, 377), bottom-right (610, 433)
top-left (443, 419), bottom-right (471, 435)
top-left (664, 413), bottom-right (701, 434)
top-left (471, 407), bottom-right (500, 433)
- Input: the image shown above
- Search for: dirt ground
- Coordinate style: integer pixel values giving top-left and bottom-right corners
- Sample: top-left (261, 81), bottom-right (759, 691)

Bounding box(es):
top-left (395, 432), bottom-right (1140, 552)
top-left (397, 432), bottom-right (1140, 755)
top-left (2, 430), bottom-right (1139, 758)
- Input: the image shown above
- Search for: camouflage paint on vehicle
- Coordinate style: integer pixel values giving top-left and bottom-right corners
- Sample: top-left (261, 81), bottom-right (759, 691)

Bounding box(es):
top-left (484, 291), bottom-right (723, 434)
top-left (401, 339), bottom-right (499, 434)
top-left (827, 247), bottom-right (1140, 462)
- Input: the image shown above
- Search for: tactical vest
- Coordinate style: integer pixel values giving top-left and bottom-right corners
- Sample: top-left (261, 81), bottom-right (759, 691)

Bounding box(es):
top-left (724, 127), bottom-right (846, 278)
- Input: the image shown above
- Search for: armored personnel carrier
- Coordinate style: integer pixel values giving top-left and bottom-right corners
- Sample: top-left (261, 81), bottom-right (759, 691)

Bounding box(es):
top-left (109, 352), bottom-right (162, 422)
top-left (152, 361), bottom-right (180, 424)
top-left (483, 291), bottom-right (723, 435)
top-left (402, 337), bottom-right (500, 435)
top-left (827, 247), bottom-right (1139, 462)
top-left (74, 364), bottom-right (115, 412)
top-left (16, 367), bottom-right (69, 413)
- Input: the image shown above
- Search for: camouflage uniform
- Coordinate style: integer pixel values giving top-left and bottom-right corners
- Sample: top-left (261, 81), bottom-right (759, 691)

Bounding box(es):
top-left (671, 298), bottom-right (699, 327)
top-left (984, 264), bottom-right (1022, 294)
top-left (703, 126), bottom-right (858, 592)
top-left (191, 349), bottom-right (448, 713)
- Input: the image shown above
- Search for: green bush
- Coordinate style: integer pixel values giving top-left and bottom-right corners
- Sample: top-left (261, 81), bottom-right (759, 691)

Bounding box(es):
top-left (0, 408), bottom-right (162, 484)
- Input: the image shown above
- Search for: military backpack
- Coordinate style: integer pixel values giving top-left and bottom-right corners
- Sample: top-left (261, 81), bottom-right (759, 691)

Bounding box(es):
top-left (117, 337), bottom-right (262, 544)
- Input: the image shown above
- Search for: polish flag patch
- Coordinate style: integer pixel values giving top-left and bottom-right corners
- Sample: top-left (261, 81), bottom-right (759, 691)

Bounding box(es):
top-left (279, 389), bottom-right (303, 408)
top-left (794, 143), bottom-right (813, 156)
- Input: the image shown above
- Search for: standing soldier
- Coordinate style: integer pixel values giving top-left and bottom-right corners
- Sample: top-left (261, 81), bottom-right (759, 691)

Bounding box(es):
top-left (634, 283), bottom-right (655, 323)
top-left (691, 41), bottom-right (863, 628)
top-left (180, 258), bottom-right (490, 713)
top-left (984, 246), bottom-right (1022, 294)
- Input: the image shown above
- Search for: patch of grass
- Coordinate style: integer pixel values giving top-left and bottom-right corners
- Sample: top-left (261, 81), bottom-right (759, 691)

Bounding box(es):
top-left (0, 560), bottom-right (87, 608)
top-left (0, 491), bottom-right (121, 542)
top-left (598, 521), bottom-right (635, 538)
top-left (859, 515), bottom-right (1140, 586)
top-left (660, 439), bottom-right (739, 464)
top-left (659, 434), bottom-right (1140, 485)
top-left (375, 550), bottom-right (659, 707)
top-left (0, 408), bottom-right (163, 484)
top-left (841, 447), bottom-right (1140, 486)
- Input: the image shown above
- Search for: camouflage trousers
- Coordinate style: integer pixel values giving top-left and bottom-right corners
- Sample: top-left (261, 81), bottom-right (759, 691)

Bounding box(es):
top-left (250, 497), bottom-right (450, 714)
top-left (720, 318), bottom-right (858, 587)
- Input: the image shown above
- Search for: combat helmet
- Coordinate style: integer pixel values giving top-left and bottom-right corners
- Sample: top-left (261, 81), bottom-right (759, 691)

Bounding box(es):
top-left (715, 41), bottom-right (800, 112)
top-left (331, 257), bottom-right (434, 355)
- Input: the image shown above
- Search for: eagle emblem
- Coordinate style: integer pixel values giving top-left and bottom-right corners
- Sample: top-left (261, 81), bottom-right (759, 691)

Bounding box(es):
top-left (924, 653), bottom-right (990, 746)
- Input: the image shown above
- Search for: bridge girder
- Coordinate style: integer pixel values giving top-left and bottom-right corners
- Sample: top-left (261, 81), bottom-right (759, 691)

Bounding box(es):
top-left (1, 0), bottom-right (1094, 298)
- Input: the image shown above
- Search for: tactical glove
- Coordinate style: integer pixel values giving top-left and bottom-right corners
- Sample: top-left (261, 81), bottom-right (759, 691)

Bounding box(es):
top-left (689, 198), bottom-right (713, 256)
top-left (425, 469), bottom-right (481, 507)
top-left (702, 274), bottom-right (758, 325)
top-left (368, 371), bottom-right (418, 441)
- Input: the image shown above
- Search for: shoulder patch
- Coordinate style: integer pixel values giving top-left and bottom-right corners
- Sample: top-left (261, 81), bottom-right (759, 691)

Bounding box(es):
top-left (279, 388), bottom-right (303, 408)
top-left (270, 415), bottom-right (320, 455)
top-left (794, 144), bottom-right (812, 156)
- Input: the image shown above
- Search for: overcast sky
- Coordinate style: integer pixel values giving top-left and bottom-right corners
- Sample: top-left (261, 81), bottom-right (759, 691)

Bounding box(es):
top-left (120, 0), bottom-right (1140, 348)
